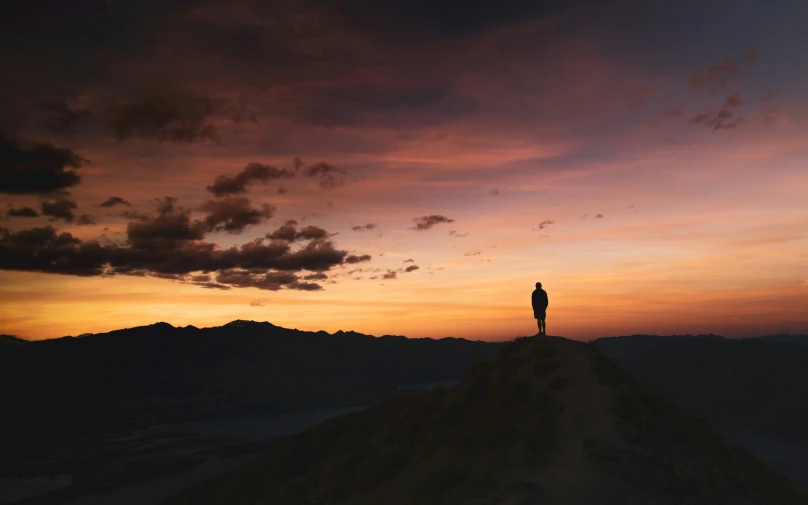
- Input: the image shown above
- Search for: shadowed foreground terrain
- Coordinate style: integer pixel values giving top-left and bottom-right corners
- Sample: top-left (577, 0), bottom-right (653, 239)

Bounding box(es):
top-left (592, 334), bottom-right (808, 442)
top-left (592, 334), bottom-right (808, 490)
top-left (163, 335), bottom-right (807, 505)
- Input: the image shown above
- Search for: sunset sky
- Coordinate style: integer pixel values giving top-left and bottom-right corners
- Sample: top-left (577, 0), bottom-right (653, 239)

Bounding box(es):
top-left (1, 0), bottom-right (807, 341)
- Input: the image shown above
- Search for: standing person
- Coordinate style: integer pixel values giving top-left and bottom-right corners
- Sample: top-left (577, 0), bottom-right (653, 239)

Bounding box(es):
top-left (532, 282), bottom-right (548, 335)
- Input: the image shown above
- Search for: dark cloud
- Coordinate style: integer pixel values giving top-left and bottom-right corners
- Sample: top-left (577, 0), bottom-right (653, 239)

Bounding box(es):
top-left (351, 223), bottom-right (378, 232)
top-left (325, 0), bottom-right (569, 44)
top-left (287, 281), bottom-right (323, 291)
top-left (267, 220), bottom-right (329, 242)
top-left (200, 196), bottom-right (274, 234)
top-left (0, 207), bottom-right (363, 290)
top-left (404, 265), bottom-right (419, 272)
top-left (264, 239), bottom-right (351, 272)
top-left (278, 185), bottom-right (287, 194)
top-left (302, 162), bottom-right (347, 190)
top-left (195, 282), bottom-right (231, 290)
top-left (41, 199), bottom-right (78, 222)
top-left (411, 214), bottom-right (454, 230)
top-left (267, 220), bottom-right (300, 241)
top-left (207, 162), bottom-right (295, 196)
top-left (345, 254), bottom-right (371, 264)
top-left (100, 196), bottom-right (131, 208)
top-left (7, 207), bottom-right (39, 218)
top-left (594, 213), bottom-right (604, 219)
top-left (76, 214), bottom-right (96, 226)
top-left (382, 270), bottom-right (397, 280)
top-left (448, 230), bottom-right (468, 237)
top-left (403, 258), bottom-right (414, 263)
top-left (0, 0), bottom-right (173, 49)
top-left (127, 197), bottom-right (209, 249)
top-left (537, 220), bottom-right (554, 230)
top-left (295, 225), bottom-right (329, 240)
top-left (490, 188), bottom-right (500, 195)
top-left (41, 101), bottom-right (92, 133)
top-left (216, 270), bottom-right (301, 290)
top-left (105, 89), bottom-right (219, 143)
top-left (0, 226), bottom-right (105, 276)
top-left (0, 135), bottom-right (88, 195)
top-left (464, 251), bottom-right (481, 256)
top-left (303, 272), bottom-right (328, 281)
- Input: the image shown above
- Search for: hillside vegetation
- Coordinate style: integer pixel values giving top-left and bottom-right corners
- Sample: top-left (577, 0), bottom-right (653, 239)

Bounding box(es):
top-left (164, 335), bottom-right (807, 505)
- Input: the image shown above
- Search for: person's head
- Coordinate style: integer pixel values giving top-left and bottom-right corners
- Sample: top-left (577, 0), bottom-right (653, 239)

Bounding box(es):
top-left (535, 282), bottom-right (542, 288)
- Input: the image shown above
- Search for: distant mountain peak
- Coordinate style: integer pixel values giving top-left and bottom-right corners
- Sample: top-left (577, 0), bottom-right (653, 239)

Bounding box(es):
top-left (0, 334), bottom-right (28, 346)
top-left (223, 319), bottom-right (275, 329)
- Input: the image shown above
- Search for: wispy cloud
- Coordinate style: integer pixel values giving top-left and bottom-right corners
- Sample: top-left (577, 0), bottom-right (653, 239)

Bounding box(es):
top-left (106, 89), bottom-right (219, 143)
top-left (411, 215), bottom-right (454, 231)
top-left (207, 162), bottom-right (295, 196)
top-left (100, 197), bottom-right (130, 208)
top-left (352, 223), bottom-right (378, 232)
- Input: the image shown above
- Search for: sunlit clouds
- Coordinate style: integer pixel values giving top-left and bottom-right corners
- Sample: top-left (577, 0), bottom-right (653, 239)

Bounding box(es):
top-left (1, 0), bottom-right (808, 340)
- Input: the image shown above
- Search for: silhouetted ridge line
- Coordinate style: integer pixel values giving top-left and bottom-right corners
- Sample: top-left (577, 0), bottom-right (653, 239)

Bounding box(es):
top-left (0, 320), bottom-right (502, 457)
top-left (0, 334), bottom-right (28, 346)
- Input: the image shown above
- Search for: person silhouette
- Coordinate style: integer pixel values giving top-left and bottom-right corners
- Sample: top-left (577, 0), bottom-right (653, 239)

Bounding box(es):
top-left (532, 282), bottom-right (548, 335)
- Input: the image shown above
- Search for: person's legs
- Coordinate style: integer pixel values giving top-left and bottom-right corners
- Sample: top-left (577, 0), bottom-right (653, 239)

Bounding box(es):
top-left (540, 318), bottom-right (546, 335)
top-left (536, 318), bottom-right (542, 335)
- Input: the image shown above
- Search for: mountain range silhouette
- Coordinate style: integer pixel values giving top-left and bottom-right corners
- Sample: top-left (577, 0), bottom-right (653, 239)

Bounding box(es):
top-left (2, 323), bottom-right (806, 504)
top-left (0, 320), bottom-right (501, 459)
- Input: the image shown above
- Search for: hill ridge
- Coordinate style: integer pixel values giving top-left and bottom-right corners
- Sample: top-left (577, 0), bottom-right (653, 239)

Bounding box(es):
top-left (0, 320), bottom-right (503, 457)
top-left (163, 335), bottom-right (807, 505)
